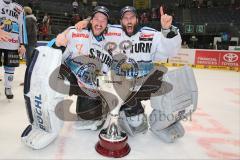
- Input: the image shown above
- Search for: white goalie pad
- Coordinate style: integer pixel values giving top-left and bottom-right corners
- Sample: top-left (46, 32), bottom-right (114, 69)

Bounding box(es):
top-left (21, 46), bottom-right (67, 149)
top-left (149, 65), bottom-right (198, 131)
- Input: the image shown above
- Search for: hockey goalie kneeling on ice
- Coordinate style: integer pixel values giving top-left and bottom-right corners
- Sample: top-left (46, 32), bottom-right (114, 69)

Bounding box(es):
top-left (21, 46), bottom-right (68, 149)
top-left (149, 65), bottom-right (198, 143)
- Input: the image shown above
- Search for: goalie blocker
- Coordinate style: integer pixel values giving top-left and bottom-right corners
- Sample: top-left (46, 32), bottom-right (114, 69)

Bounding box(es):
top-left (21, 46), bottom-right (68, 149)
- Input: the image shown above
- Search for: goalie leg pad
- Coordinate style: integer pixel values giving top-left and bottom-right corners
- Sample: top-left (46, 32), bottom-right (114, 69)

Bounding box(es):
top-left (150, 65), bottom-right (198, 124)
top-left (149, 109), bottom-right (177, 131)
top-left (21, 46), bottom-right (67, 149)
top-left (150, 121), bottom-right (185, 143)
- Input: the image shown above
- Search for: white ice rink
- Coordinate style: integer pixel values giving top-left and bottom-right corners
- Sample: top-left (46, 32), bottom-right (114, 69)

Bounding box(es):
top-left (0, 65), bottom-right (239, 159)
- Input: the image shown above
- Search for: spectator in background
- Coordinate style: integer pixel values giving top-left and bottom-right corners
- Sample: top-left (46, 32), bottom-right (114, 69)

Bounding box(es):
top-left (140, 12), bottom-right (149, 24)
top-left (71, 14), bottom-right (82, 26)
top-left (207, 0), bottom-right (213, 8)
top-left (20, 6), bottom-right (38, 86)
top-left (39, 23), bottom-right (48, 40)
top-left (24, 6), bottom-right (37, 66)
top-left (182, 41), bottom-right (189, 48)
top-left (40, 13), bottom-right (51, 40)
top-left (198, 0), bottom-right (203, 8)
top-left (192, 0), bottom-right (197, 7)
top-left (83, 0), bottom-right (87, 6)
top-left (209, 43), bottom-right (214, 49)
top-left (92, 1), bottom-right (97, 8)
top-left (47, 15), bottom-right (52, 35)
top-left (42, 13), bottom-right (48, 24)
top-left (151, 8), bottom-right (158, 20)
top-left (231, 0), bottom-right (235, 7)
top-left (72, 0), bottom-right (78, 14)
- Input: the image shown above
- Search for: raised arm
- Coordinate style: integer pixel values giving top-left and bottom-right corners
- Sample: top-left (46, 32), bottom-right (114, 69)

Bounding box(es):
top-left (75, 17), bottom-right (91, 31)
top-left (55, 28), bottom-right (70, 47)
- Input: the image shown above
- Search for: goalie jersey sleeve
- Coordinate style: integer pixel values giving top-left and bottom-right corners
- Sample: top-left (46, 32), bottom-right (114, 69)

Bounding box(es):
top-left (152, 27), bottom-right (181, 61)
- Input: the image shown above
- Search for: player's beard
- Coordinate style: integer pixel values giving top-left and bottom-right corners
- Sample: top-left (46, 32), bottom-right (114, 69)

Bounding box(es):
top-left (90, 23), bottom-right (107, 37)
top-left (3, 0), bottom-right (12, 4)
top-left (122, 23), bottom-right (138, 37)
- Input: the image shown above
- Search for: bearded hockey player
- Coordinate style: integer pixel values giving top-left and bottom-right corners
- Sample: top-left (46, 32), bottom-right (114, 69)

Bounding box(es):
top-left (74, 6), bottom-right (198, 143)
top-left (0, 0), bottom-right (27, 99)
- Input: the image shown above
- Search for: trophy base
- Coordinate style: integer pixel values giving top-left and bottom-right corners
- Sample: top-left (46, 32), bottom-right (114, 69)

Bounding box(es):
top-left (95, 129), bottom-right (131, 158)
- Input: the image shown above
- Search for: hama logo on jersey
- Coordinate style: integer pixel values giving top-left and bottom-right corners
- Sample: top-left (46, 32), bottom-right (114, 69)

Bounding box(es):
top-left (105, 32), bottom-right (121, 36)
top-left (72, 33), bottom-right (89, 38)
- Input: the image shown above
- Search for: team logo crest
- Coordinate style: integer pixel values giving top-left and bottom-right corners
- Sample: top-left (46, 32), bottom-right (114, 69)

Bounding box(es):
top-left (2, 19), bottom-right (13, 32)
top-left (115, 58), bottom-right (139, 78)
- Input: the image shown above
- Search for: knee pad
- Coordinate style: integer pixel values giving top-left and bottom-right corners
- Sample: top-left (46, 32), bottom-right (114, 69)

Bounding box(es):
top-left (150, 66), bottom-right (198, 129)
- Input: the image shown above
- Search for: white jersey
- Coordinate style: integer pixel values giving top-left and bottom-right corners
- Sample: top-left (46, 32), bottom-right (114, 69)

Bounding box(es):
top-left (62, 27), bottom-right (115, 97)
top-left (107, 24), bottom-right (181, 61)
top-left (105, 24), bottom-right (182, 77)
top-left (63, 27), bottom-right (113, 73)
top-left (0, 0), bottom-right (27, 50)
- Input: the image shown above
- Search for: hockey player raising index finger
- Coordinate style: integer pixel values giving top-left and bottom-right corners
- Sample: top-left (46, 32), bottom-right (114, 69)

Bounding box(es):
top-left (75, 6), bottom-right (198, 143)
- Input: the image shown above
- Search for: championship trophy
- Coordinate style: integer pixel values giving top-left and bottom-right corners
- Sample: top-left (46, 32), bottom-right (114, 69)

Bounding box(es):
top-left (95, 55), bottom-right (148, 158)
top-left (94, 57), bottom-right (168, 158)
top-left (71, 53), bottom-right (169, 158)
top-left (95, 71), bottom-right (134, 157)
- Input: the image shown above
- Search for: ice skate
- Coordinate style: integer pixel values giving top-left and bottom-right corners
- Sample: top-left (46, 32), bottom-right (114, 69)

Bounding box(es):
top-left (5, 88), bottom-right (14, 100)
